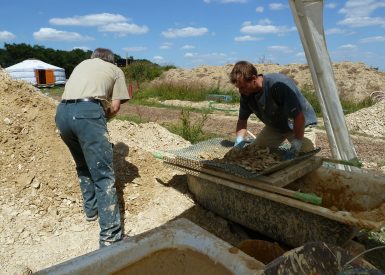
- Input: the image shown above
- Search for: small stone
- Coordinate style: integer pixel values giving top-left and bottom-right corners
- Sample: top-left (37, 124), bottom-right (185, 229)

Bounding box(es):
top-left (4, 117), bottom-right (12, 125)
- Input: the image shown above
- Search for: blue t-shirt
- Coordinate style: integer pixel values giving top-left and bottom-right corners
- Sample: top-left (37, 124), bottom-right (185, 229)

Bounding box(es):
top-left (239, 73), bottom-right (317, 132)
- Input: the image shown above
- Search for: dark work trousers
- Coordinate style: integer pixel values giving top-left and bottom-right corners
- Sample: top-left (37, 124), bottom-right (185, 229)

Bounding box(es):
top-left (55, 101), bottom-right (122, 247)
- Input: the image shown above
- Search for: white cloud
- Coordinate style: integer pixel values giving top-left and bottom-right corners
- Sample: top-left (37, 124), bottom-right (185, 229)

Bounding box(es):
top-left (50, 13), bottom-right (127, 26)
top-left (240, 22), bottom-right (296, 34)
top-left (338, 0), bottom-right (385, 27)
top-left (325, 3), bottom-right (337, 9)
top-left (184, 52), bottom-right (195, 57)
top-left (162, 27), bottom-right (208, 38)
top-left (98, 23), bottom-right (149, 35)
top-left (267, 45), bottom-right (293, 53)
top-left (338, 44), bottom-right (357, 50)
top-left (338, 16), bottom-right (385, 27)
top-left (49, 13), bottom-right (148, 36)
top-left (33, 28), bottom-right (93, 42)
top-left (255, 6), bottom-right (264, 13)
top-left (339, 0), bottom-right (385, 17)
top-left (123, 46), bottom-right (147, 52)
top-left (160, 42), bottom-right (173, 49)
top-left (181, 44), bottom-right (195, 50)
top-left (258, 18), bottom-right (272, 25)
top-left (184, 52), bottom-right (228, 65)
top-left (0, 30), bottom-right (16, 41)
top-left (269, 3), bottom-right (287, 10)
top-left (359, 36), bottom-right (385, 43)
top-left (234, 35), bottom-right (262, 41)
top-left (325, 27), bottom-right (353, 35)
top-left (152, 56), bottom-right (164, 62)
top-left (295, 52), bottom-right (306, 63)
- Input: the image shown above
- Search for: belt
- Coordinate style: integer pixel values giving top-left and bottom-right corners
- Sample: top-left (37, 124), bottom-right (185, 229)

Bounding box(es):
top-left (61, 98), bottom-right (100, 104)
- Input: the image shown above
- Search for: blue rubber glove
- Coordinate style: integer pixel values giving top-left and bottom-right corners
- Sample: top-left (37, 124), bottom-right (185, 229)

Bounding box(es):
top-left (234, 136), bottom-right (246, 149)
top-left (283, 139), bottom-right (303, 160)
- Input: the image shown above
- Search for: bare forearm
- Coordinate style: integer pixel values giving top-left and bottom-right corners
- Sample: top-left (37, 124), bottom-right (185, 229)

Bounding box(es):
top-left (106, 100), bottom-right (121, 118)
top-left (236, 119), bottom-right (248, 137)
top-left (293, 112), bottom-right (305, 139)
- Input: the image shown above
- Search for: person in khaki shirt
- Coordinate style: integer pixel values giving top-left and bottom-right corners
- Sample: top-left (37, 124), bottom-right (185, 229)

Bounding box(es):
top-left (55, 48), bottom-right (130, 248)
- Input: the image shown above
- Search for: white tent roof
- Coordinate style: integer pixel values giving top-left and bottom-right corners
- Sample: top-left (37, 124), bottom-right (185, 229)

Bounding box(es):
top-left (6, 59), bottom-right (64, 72)
top-left (5, 59), bottom-right (66, 85)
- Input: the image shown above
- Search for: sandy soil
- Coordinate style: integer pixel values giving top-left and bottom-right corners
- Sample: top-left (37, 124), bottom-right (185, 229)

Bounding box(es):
top-left (151, 62), bottom-right (385, 102)
top-left (1, 63), bottom-right (385, 274)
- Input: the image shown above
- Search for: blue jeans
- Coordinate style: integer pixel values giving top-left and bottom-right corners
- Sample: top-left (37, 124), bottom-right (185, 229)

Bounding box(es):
top-left (55, 101), bottom-right (122, 247)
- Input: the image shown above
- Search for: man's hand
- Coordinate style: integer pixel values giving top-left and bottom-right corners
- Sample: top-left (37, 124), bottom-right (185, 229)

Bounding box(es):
top-left (284, 139), bottom-right (303, 160)
top-left (234, 136), bottom-right (246, 149)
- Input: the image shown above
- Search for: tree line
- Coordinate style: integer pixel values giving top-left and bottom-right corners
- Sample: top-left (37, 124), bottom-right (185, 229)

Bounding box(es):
top-left (0, 43), bottom-right (155, 77)
top-left (0, 43), bottom-right (176, 86)
top-left (0, 43), bottom-right (97, 77)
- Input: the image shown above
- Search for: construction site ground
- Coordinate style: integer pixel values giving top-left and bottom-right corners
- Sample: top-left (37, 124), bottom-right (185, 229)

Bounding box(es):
top-left (1, 66), bottom-right (385, 274)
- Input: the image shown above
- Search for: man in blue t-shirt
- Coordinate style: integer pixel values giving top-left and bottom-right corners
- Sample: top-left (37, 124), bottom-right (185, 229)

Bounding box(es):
top-left (229, 61), bottom-right (317, 158)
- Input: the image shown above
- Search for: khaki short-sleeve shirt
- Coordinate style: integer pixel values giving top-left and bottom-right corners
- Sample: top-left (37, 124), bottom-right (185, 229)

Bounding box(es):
top-left (62, 58), bottom-right (130, 106)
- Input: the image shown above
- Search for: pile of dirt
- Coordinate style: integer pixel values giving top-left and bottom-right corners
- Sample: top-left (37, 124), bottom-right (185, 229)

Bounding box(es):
top-left (0, 70), bottom-right (82, 243)
top-left (151, 62), bottom-right (385, 102)
top-left (345, 101), bottom-right (385, 138)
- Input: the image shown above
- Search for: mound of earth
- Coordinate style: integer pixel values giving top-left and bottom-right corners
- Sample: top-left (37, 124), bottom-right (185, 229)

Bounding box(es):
top-left (345, 101), bottom-right (385, 138)
top-left (151, 62), bottom-right (385, 102)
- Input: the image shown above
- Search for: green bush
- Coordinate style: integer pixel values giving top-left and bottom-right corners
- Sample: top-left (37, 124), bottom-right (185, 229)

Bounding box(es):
top-left (122, 61), bottom-right (175, 86)
top-left (164, 110), bottom-right (209, 143)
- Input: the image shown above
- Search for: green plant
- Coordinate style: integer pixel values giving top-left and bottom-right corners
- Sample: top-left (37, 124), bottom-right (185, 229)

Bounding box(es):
top-left (301, 87), bottom-right (322, 116)
top-left (181, 110), bottom-right (206, 143)
top-left (164, 110), bottom-right (209, 143)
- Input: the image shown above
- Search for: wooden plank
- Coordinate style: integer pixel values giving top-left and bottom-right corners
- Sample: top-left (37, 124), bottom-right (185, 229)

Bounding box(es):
top-left (266, 156), bottom-right (322, 187)
top-left (172, 164), bottom-right (383, 230)
top-left (164, 162), bottom-right (322, 205)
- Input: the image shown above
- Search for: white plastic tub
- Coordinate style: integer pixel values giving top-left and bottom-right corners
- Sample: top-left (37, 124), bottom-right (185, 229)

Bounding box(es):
top-left (35, 218), bottom-right (264, 275)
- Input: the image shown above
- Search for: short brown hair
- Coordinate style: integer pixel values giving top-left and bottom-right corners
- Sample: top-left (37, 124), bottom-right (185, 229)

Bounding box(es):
top-left (229, 61), bottom-right (258, 84)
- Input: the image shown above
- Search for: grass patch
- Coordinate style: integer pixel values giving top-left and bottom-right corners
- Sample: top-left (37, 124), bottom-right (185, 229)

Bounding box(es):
top-left (115, 114), bottom-right (148, 124)
top-left (301, 87), bottom-right (375, 117)
top-left (128, 98), bottom-right (215, 115)
top-left (377, 160), bottom-right (385, 168)
top-left (340, 96), bottom-right (375, 115)
top-left (132, 81), bottom-right (238, 103)
top-left (42, 86), bottom-right (64, 97)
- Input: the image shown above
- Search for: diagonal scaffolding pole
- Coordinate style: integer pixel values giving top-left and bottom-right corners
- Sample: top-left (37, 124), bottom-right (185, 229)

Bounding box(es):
top-left (288, 0), bottom-right (360, 171)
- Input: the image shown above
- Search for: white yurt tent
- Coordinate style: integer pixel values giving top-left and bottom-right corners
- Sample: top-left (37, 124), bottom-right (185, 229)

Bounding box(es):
top-left (5, 59), bottom-right (66, 86)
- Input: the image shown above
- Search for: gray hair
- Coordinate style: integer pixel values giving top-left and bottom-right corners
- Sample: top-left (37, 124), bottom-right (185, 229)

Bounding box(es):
top-left (91, 48), bottom-right (115, 63)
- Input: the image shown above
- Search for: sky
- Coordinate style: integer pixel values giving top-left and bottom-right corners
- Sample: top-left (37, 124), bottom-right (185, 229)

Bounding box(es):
top-left (1, 0), bottom-right (385, 70)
